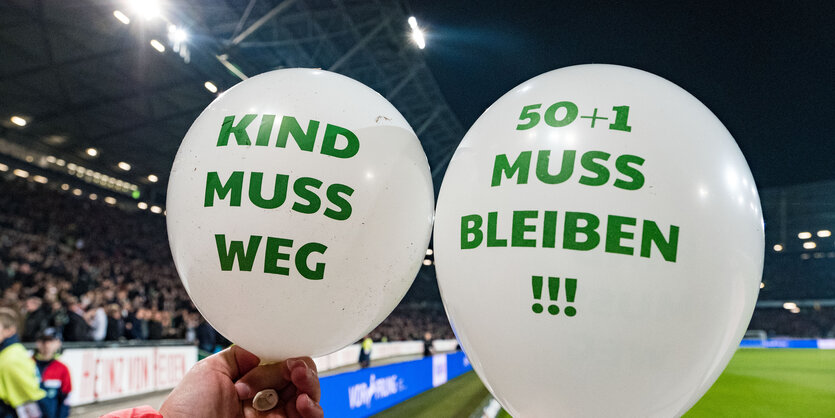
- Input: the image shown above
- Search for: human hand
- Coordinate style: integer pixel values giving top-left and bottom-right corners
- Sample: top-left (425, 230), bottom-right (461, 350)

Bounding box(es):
top-left (160, 346), bottom-right (323, 418)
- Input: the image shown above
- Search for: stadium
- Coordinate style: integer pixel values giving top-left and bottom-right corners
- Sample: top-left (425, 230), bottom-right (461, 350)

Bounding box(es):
top-left (0, 1), bottom-right (833, 417)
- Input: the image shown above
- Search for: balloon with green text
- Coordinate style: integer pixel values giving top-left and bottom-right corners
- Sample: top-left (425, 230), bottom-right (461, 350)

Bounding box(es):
top-left (434, 64), bottom-right (763, 417)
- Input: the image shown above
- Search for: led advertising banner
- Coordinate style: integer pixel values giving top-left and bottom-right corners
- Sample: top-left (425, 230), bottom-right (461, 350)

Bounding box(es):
top-left (319, 351), bottom-right (472, 417)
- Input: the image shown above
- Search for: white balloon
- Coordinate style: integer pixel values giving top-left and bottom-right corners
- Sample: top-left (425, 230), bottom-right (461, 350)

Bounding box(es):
top-left (167, 69), bottom-right (433, 361)
top-left (434, 64), bottom-right (763, 417)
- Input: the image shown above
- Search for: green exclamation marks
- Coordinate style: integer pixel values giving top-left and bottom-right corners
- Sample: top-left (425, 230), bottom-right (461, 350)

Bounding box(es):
top-left (531, 275), bottom-right (544, 314)
top-left (564, 278), bottom-right (577, 317)
top-left (530, 275), bottom-right (578, 317)
top-left (547, 277), bottom-right (560, 315)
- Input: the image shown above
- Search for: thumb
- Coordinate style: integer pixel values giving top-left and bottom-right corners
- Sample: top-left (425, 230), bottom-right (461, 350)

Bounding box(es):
top-left (206, 345), bottom-right (261, 380)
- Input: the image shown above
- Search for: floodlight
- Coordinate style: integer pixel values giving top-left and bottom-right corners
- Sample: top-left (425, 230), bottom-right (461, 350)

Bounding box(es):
top-left (113, 10), bottom-right (130, 24)
top-left (131, 0), bottom-right (160, 20)
top-left (411, 28), bottom-right (426, 49)
top-left (150, 39), bottom-right (165, 53)
top-left (169, 26), bottom-right (188, 43)
top-left (10, 116), bottom-right (27, 126)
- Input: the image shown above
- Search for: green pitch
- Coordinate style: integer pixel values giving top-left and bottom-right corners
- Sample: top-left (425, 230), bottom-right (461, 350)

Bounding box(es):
top-left (685, 348), bottom-right (835, 417)
top-left (374, 349), bottom-right (835, 417)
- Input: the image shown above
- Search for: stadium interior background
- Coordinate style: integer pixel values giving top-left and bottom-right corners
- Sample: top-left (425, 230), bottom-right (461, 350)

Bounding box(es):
top-left (0, 0), bottom-right (833, 416)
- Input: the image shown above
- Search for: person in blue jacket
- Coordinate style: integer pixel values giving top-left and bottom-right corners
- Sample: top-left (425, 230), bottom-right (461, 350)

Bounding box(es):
top-left (33, 328), bottom-right (71, 418)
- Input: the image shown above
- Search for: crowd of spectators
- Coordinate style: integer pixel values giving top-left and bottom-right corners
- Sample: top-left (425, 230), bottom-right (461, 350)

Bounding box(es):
top-left (370, 302), bottom-right (454, 342)
top-left (0, 176), bottom-right (211, 345)
top-left (5, 172), bottom-right (832, 347)
top-left (0, 174), bottom-right (453, 347)
top-left (748, 306), bottom-right (835, 338)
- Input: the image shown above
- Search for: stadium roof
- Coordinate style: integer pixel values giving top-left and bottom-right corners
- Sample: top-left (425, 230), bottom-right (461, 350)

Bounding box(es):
top-left (0, 0), bottom-right (463, 201)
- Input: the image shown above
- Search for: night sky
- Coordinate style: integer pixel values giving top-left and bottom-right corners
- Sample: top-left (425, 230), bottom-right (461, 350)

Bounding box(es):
top-left (412, 0), bottom-right (835, 188)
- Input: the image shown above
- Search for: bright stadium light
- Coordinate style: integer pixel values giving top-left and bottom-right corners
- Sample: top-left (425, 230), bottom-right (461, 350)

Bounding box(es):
top-left (772, 244), bottom-right (783, 252)
top-left (150, 39), bottom-right (165, 53)
top-left (33, 175), bottom-right (48, 184)
top-left (426, 248), bottom-right (433, 256)
top-left (147, 174), bottom-right (159, 183)
top-left (411, 28), bottom-right (426, 49)
top-left (150, 205), bottom-right (162, 214)
top-left (423, 259), bottom-right (432, 266)
top-left (113, 10), bottom-right (130, 24)
top-left (204, 81), bottom-right (218, 93)
top-left (10, 116), bottom-right (27, 126)
top-left (86, 148), bottom-right (98, 157)
top-left (13, 169), bottom-right (29, 178)
top-left (759, 282), bottom-right (765, 289)
top-left (72, 188), bottom-right (82, 196)
top-left (803, 241), bottom-right (816, 249)
top-left (138, 202), bottom-right (148, 210)
top-left (790, 307), bottom-right (800, 314)
top-left (408, 17), bottom-right (426, 49)
top-left (783, 302), bottom-right (797, 310)
top-left (168, 25), bottom-right (188, 43)
top-left (89, 193), bottom-right (98, 201)
top-left (104, 197), bottom-right (117, 205)
top-left (131, 0), bottom-right (160, 20)
top-left (118, 161), bottom-right (131, 171)
top-left (61, 184), bottom-right (69, 191)
top-left (0, 163), bottom-right (7, 172)
top-left (798, 231), bottom-right (812, 239)
top-left (818, 230), bottom-right (831, 237)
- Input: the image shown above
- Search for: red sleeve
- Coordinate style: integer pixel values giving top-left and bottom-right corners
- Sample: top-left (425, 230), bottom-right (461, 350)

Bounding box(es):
top-left (58, 362), bottom-right (72, 394)
top-left (100, 405), bottom-right (163, 418)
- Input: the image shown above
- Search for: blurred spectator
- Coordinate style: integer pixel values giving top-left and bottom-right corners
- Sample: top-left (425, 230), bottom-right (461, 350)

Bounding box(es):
top-left (88, 304), bottom-right (107, 342)
top-left (0, 307), bottom-right (45, 418)
top-left (33, 328), bottom-right (71, 418)
top-left (105, 304), bottom-right (124, 341)
top-left (61, 298), bottom-right (89, 342)
top-left (148, 310), bottom-right (164, 340)
top-left (126, 307), bottom-right (149, 340)
top-left (422, 332), bottom-right (433, 357)
top-left (22, 296), bottom-right (50, 342)
top-left (358, 335), bottom-right (372, 368)
top-left (196, 317), bottom-right (217, 354)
